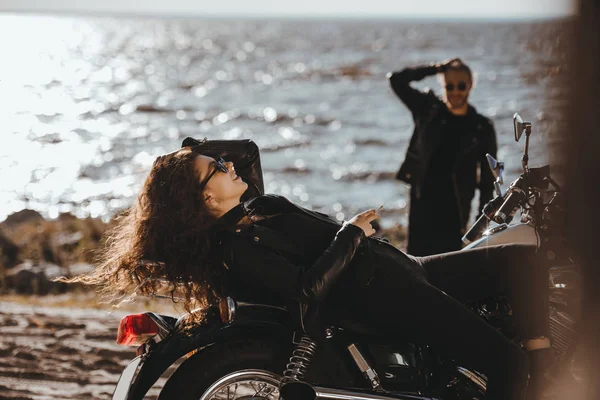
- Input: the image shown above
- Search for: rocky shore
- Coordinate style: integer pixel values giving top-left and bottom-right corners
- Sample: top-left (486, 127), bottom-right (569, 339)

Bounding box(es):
top-left (0, 209), bottom-right (110, 295)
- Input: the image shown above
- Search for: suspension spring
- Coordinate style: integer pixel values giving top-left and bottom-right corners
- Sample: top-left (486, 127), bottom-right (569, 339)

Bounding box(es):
top-left (282, 334), bottom-right (318, 383)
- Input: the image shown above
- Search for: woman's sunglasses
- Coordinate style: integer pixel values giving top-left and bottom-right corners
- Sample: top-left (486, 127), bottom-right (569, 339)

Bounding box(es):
top-left (199, 157), bottom-right (228, 190)
top-left (445, 81), bottom-right (468, 92)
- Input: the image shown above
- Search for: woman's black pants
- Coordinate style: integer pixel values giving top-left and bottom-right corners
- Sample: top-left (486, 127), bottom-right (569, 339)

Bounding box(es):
top-left (354, 244), bottom-right (549, 400)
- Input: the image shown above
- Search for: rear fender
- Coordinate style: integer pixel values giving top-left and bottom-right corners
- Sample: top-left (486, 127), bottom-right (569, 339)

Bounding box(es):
top-left (125, 304), bottom-right (292, 400)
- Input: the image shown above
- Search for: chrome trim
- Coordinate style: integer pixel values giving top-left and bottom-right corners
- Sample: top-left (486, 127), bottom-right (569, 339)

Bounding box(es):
top-left (237, 301), bottom-right (288, 312)
top-left (494, 211), bottom-right (507, 223)
top-left (225, 297), bottom-right (236, 324)
top-left (347, 344), bottom-right (381, 390)
top-left (196, 370), bottom-right (438, 400)
top-left (347, 344), bottom-right (369, 372)
top-left (147, 313), bottom-right (174, 331)
top-left (511, 186), bottom-right (526, 196)
top-left (112, 356), bottom-right (143, 400)
top-left (174, 307), bottom-right (208, 329)
top-left (283, 335), bottom-right (318, 383)
top-left (200, 369), bottom-right (281, 400)
top-left (146, 312), bottom-right (174, 343)
top-left (456, 367), bottom-right (487, 393)
top-left (463, 221), bottom-right (539, 250)
top-left (315, 387), bottom-right (435, 400)
top-left (482, 223), bottom-right (508, 236)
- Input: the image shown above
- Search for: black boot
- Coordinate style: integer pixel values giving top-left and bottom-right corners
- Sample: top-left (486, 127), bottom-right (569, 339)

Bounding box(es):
top-left (526, 348), bottom-right (556, 400)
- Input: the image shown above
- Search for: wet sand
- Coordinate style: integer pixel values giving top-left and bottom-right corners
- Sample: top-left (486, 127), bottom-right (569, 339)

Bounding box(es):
top-left (0, 300), bottom-right (169, 400)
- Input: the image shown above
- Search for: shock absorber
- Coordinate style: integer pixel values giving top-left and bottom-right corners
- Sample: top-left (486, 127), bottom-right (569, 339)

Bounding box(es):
top-left (282, 334), bottom-right (318, 383)
top-left (280, 334), bottom-right (318, 400)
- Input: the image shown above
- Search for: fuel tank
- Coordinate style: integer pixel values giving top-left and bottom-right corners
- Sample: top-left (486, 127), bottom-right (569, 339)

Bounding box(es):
top-left (463, 222), bottom-right (539, 250)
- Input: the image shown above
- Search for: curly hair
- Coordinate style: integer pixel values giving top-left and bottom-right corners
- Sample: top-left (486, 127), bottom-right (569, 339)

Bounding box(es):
top-left (70, 148), bottom-right (226, 321)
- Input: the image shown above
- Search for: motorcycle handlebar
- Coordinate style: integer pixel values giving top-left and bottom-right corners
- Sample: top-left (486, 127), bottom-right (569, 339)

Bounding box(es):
top-left (493, 188), bottom-right (526, 224)
top-left (462, 213), bottom-right (490, 244)
top-left (462, 195), bottom-right (505, 244)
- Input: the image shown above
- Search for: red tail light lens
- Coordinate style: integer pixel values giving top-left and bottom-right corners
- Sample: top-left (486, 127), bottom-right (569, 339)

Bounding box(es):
top-left (116, 314), bottom-right (159, 346)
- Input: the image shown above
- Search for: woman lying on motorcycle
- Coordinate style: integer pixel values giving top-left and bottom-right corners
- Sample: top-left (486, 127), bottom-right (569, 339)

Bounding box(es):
top-left (84, 145), bottom-right (554, 400)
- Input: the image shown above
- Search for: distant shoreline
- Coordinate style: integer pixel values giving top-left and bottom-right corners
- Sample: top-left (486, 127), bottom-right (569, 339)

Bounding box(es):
top-left (0, 9), bottom-right (577, 23)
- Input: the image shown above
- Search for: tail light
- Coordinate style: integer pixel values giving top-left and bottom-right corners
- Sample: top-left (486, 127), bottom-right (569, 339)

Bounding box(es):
top-left (117, 313), bottom-right (159, 346)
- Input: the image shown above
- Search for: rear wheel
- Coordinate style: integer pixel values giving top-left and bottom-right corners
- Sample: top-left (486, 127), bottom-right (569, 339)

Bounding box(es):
top-left (158, 339), bottom-right (291, 400)
top-left (199, 369), bottom-right (282, 400)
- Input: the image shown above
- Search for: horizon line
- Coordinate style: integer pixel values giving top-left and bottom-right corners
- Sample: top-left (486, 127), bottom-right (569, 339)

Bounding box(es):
top-left (0, 9), bottom-right (578, 22)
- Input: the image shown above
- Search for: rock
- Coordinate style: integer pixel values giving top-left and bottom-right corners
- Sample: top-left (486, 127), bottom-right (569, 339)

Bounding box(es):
top-left (57, 212), bottom-right (78, 221)
top-left (0, 229), bottom-right (20, 268)
top-left (55, 231), bottom-right (84, 247)
top-left (42, 263), bottom-right (64, 280)
top-left (336, 65), bottom-right (372, 78)
top-left (1, 209), bottom-right (44, 227)
top-left (4, 261), bottom-right (68, 294)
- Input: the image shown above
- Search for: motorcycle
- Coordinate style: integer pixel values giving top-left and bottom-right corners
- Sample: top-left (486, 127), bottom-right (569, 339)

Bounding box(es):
top-left (111, 113), bottom-right (581, 400)
top-left (461, 113), bottom-right (580, 374)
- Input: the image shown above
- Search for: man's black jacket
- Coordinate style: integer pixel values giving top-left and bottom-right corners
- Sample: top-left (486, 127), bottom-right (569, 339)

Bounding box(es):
top-left (388, 64), bottom-right (497, 225)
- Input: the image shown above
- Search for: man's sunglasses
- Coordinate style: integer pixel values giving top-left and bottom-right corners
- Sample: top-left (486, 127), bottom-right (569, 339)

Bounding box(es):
top-left (445, 81), bottom-right (468, 92)
top-left (199, 157), bottom-right (228, 191)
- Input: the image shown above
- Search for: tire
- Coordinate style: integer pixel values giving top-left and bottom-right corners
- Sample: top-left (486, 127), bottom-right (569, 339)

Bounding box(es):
top-left (158, 338), bottom-right (292, 400)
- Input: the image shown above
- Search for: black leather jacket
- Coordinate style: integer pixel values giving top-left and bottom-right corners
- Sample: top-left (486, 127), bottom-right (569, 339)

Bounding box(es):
top-left (213, 195), bottom-right (423, 334)
top-left (388, 64), bottom-right (498, 222)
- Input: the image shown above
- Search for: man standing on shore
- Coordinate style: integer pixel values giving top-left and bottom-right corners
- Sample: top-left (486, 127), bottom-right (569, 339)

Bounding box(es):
top-left (388, 58), bottom-right (497, 256)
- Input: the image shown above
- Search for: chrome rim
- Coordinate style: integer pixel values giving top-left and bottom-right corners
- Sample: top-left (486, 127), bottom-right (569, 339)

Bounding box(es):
top-left (200, 369), bottom-right (282, 400)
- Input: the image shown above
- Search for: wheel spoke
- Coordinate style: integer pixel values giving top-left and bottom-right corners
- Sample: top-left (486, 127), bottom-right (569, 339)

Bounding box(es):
top-left (201, 371), bottom-right (281, 400)
top-left (254, 382), bottom-right (268, 397)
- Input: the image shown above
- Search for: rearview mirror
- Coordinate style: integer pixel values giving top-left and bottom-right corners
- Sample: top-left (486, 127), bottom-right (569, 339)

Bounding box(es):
top-left (513, 113), bottom-right (533, 172)
top-left (513, 113), bottom-right (531, 142)
top-left (486, 154), bottom-right (504, 185)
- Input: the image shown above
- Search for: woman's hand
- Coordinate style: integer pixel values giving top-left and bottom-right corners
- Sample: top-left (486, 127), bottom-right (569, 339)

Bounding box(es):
top-left (347, 209), bottom-right (380, 237)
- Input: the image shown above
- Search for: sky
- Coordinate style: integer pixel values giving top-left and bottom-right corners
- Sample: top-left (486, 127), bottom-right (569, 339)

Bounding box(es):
top-left (0, 0), bottom-right (578, 19)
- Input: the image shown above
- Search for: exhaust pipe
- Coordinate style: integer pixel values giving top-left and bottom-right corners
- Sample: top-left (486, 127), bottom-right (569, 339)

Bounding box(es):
top-left (314, 386), bottom-right (433, 400)
top-left (280, 381), bottom-right (434, 400)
